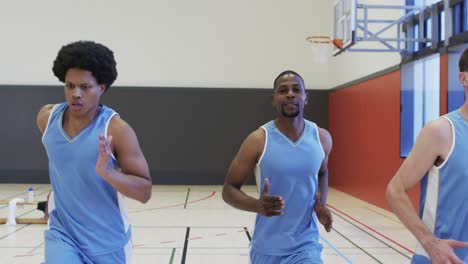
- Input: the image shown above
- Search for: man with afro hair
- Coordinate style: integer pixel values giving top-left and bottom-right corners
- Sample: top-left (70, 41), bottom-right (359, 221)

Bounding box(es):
top-left (37, 41), bottom-right (152, 263)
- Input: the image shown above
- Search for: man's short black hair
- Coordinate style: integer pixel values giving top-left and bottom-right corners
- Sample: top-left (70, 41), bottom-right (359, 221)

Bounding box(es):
top-left (459, 48), bottom-right (468, 72)
top-left (273, 70), bottom-right (305, 90)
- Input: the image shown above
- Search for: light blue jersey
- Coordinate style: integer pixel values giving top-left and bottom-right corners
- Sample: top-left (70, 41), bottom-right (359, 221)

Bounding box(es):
top-left (251, 120), bottom-right (325, 256)
top-left (412, 110), bottom-right (468, 263)
top-left (42, 103), bottom-right (131, 257)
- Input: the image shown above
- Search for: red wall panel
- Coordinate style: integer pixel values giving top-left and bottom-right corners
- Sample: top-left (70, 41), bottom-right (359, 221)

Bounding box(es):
top-left (440, 53), bottom-right (448, 115)
top-left (328, 70), bottom-right (419, 210)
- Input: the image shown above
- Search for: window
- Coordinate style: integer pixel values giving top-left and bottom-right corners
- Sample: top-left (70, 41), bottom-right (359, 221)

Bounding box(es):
top-left (440, 10), bottom-right (445, 42)
top-left (426, 18), bottom-right (432, 48)
top-left (414, 0), bottom-right (441, 5)
top-left (453, 2), bottom-right (463, 34)
top-left (465, 0), bottom-right (468, 31)
top-left (463, 0), bottom-right (468, 31)
top-left (401, 0), bottom-right (467, 156)
top-left (401, 53), bottom-right (440, 157)
top-left (414, 24), bottom-right (421, 52)
top-left (408, 0), bottom-right (444, 51)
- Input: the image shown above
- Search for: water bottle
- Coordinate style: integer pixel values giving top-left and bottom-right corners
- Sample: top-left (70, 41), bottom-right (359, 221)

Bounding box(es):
top-left (28, 187), bottom-right (34, 202)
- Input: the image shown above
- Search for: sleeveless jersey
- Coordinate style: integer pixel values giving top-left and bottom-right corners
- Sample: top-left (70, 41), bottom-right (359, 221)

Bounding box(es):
top-left (251, 119), bottom-right (325, 255)
top-left (42, 102), bottom-right (131, 256)
top-left (413, 110), bottom-right (468, 263)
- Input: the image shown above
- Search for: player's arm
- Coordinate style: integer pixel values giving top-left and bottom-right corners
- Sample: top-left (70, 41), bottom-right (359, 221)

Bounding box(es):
top-left (315, 127), bottom-right (333, 232)
top-left (317, 127), bottom-right (332, 205)
top-left (222, 129), bottom-right (284, 216)
top-left (43, 191), bottom-right (52, 220)
top-left (96, 116), bottom-right (152, 203)
top-left (386, 118), bottom-right (468, 263)
top-left (36, 104), bottom-right (55, 134)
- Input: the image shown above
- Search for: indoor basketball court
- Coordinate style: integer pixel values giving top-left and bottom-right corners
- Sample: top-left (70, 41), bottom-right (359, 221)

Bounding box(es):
top-left (1, 0), bottom-right (467, 263)
top-left (0, 184), bottom-right (416, 263)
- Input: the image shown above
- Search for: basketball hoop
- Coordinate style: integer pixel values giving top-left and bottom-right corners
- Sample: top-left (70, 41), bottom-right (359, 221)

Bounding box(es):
top-left (305, 36), bottom-right (343, 64)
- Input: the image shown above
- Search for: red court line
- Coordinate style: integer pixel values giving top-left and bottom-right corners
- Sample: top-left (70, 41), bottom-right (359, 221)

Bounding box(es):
top-left (135, 228), bottom-right (246, 247)
top-left (160, 240), bottom-right (176, 244)
top-left (130, 191), bottom-right (216, 213)
top-left (327, 203), bottom-right (415, 254)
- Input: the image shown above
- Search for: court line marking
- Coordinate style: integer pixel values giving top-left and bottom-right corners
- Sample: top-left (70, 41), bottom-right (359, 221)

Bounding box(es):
top-left (133, 228), bottom-right (250, 246)
top-left (243, 227), bottom-right (251, 242)
top-left (320, 234), bottom-right (353, 264)
top-left (328, 203), bottom-right (414, 255)
top-left (0, 224), bottom-right (31, 241)
top-left (132, 225), bottom-right (249, 229)
top-left (332, 227), bottom-right (383, 263)
top-left (12, 241), bottom-right (44, 258)
top-left (130, 191), bottom-right (216, 213)
top-left (362, 206), bottom-right (401, 224)
top-left (181, 227), bottom-right (190, 264)
top-left (330, 210), bottom-right (411, 260)
top-left (184, 187), bottom-right (191, 209)
top-left (169, 247), bottom-right (176, 264)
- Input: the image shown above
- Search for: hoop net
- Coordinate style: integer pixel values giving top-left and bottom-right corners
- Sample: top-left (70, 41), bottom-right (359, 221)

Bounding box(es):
top-left (306, 36), bottom-right (343, 64)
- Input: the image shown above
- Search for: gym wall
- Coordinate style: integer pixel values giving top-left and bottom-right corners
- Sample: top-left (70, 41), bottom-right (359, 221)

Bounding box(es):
top-left (328, 53), bottom-right (449, 210)
top-left (0, 86), bottom-right (329, 184)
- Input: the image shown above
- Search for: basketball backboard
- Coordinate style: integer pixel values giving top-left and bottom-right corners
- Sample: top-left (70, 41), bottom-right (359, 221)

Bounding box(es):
top-left (333, 0), bottom-right (356, 55)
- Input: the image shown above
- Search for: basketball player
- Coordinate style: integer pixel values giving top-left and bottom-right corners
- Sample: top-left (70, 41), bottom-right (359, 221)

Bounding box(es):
top-left (36, 41), bottom-right (152, 263)
top-left (222, 70), bottom-right (332, 263)
top-left (387, 48), bottom-right (468, 264)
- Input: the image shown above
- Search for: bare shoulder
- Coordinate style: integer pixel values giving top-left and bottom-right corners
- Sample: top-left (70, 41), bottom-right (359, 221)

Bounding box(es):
top-left (249, 127), bottom-right (265, 143)
top-left (426, 116), bottom-right (451, 134)
top-left (36, 104), bottom-right (55, 134)
top-left (418, 117), bottom-right (452, 149)
top-left (237, 128), bottom-right (266, 162)
top-left (405, 116), bottom-right (453, 167)
top-left (247, 127), bottom-right (266, 149)
top-left (225, 127), bottom-right (266, 185)
top-left (317, 127), bottom-right (332, 155)
top-left (107, 116), bottom-right (141, 154)
top-left (107, 116), bottom-right (135, 139)
top-left (390, 117), bottom-right (452, 187)
top-left (420, 117), bottom-right (451, 142)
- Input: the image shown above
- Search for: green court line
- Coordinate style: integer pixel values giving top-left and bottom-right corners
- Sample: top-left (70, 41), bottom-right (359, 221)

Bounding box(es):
top-left (331, 210), bottom-right (411, 260)
top-left (169, 248), bottom-right (176, 264)
top-left (183, 187), bottom-right (191, 209)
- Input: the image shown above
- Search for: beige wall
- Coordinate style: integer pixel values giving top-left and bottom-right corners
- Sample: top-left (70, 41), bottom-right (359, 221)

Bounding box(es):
top-left (0, 0), bottom-right (406, 89)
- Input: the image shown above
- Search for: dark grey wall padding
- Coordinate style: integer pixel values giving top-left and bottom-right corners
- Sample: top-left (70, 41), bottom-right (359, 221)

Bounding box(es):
top-left (0, 85), bottom-right (328, 185)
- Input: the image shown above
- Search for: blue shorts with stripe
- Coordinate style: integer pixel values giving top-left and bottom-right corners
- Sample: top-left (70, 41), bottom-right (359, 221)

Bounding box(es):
top-left (250, 246), bottom-right (323, 264)
top-left (44, 229), bottom-right (131, 264)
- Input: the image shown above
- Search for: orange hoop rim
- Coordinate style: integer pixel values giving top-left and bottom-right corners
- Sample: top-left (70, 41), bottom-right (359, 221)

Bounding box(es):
top-left (306, 36), bottom-right (343, 49)
top-left (305, 36), bottom-right (332, 44)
